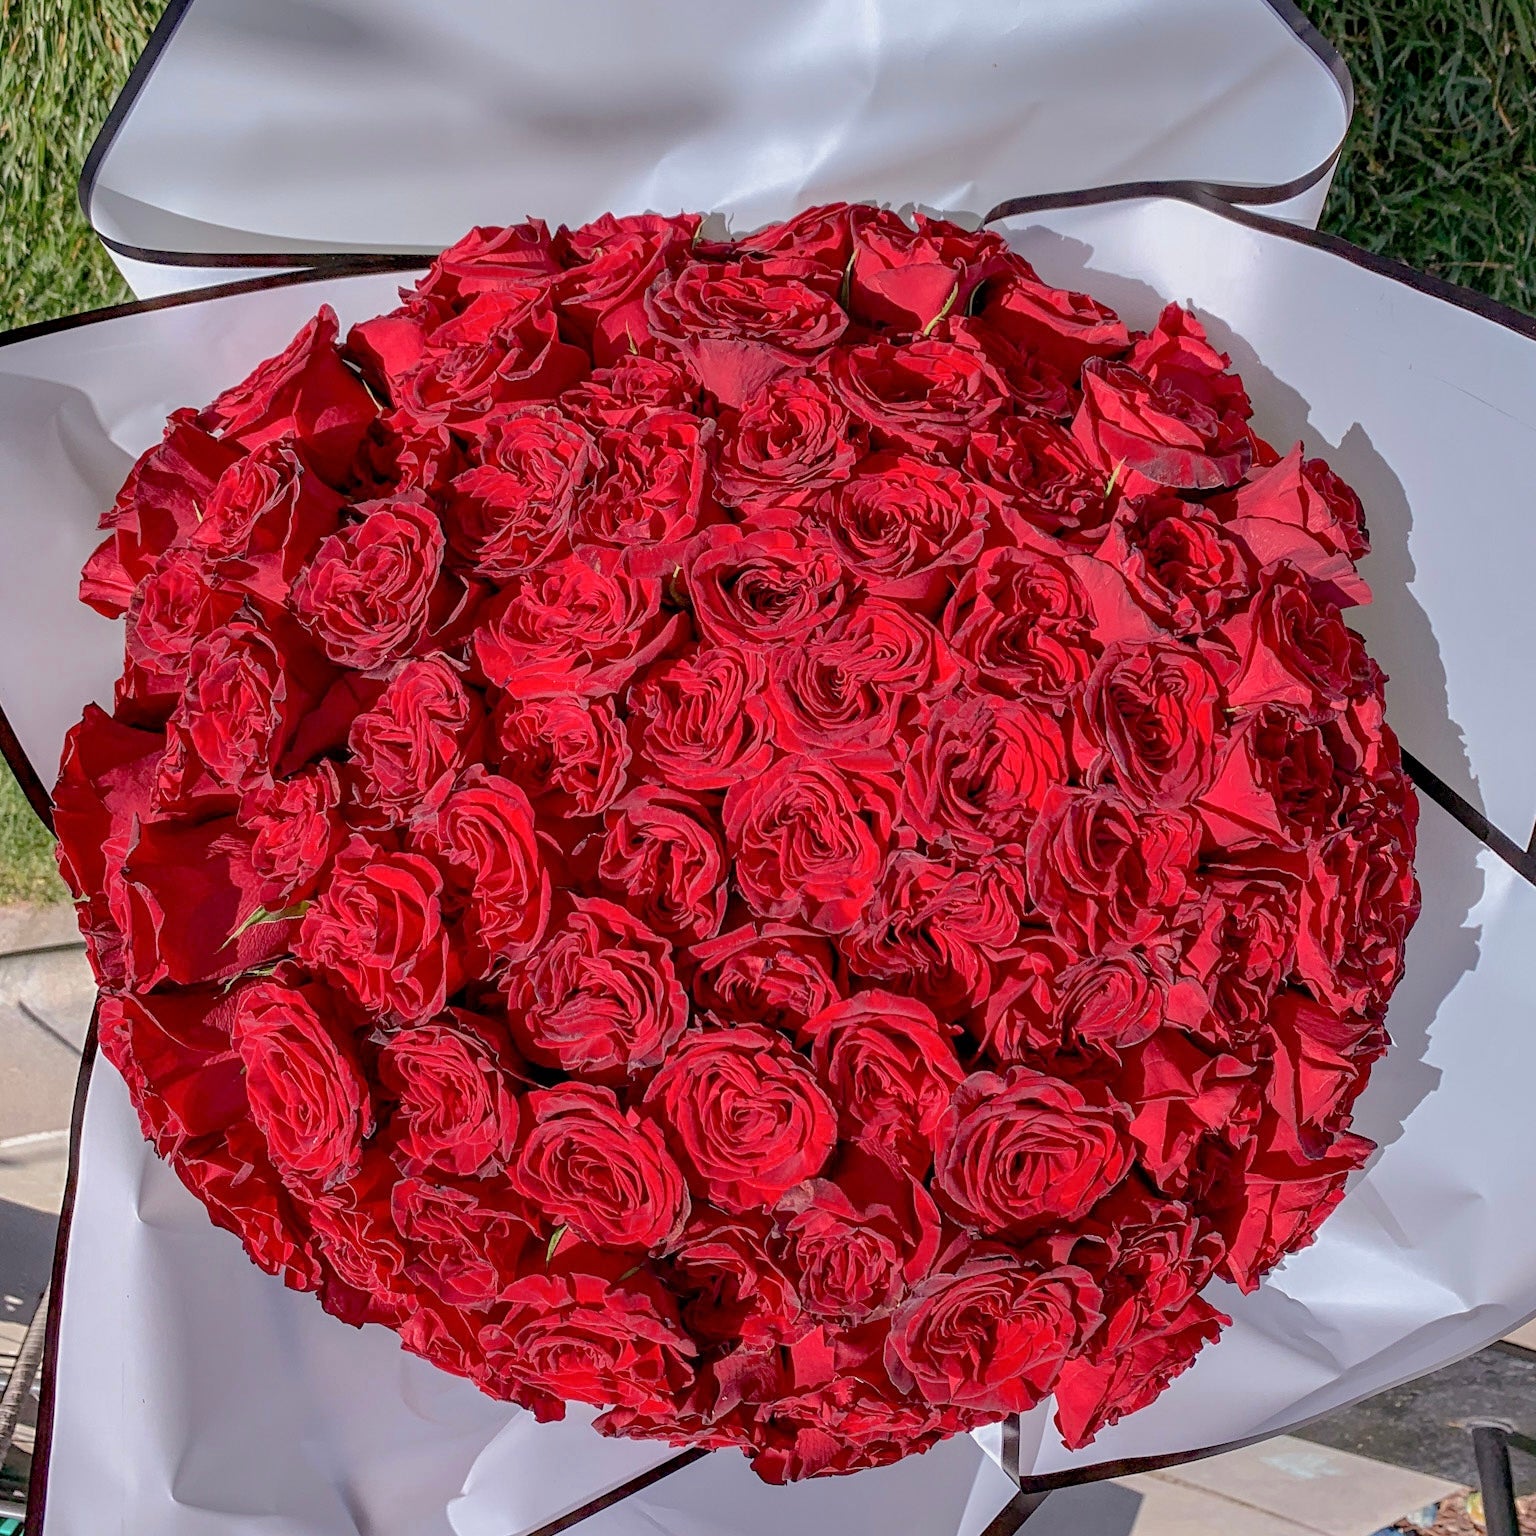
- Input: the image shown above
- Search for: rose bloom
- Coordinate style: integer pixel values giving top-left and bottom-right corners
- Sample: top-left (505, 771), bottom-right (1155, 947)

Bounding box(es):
top-left (377, 1009), bottom-right (521, 1177)
top-left (492, 692), bottom-right (631, 818)
top-left (292, 495), bottom-right (445, 670)
top-left (723, 756), bottom-right (894, 934)
top-left (509, 1082), bottom-right (689, 1250)
top-left (689, 921), bottom-right (843, 1033)
top-left (230, 979), bottom-right (373, 1190)
top-left (597, 786), bottom-right (727, 944)
top-left (885, 1252), bottom-right (1102, 1415)
top-left (504, 896), bottom-right (687, 1081)
top-left (644, 1024), bottom-right (837, 1213)
top-left (626, 644), bottom-right (774, 791)
top-left (801, 990), bottom-right (964, 1176)
top-left (297, 837), bottom-right (452, 1021)
top-left (714, 373), bottom-right (863, 515)
top-left (684, 521), bottom-right (852, 647)
top-left (932, 1066), bottom-right (1133, 1235)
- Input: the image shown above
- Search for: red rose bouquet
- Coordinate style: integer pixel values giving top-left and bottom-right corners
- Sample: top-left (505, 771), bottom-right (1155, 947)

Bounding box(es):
top-left (53, 202), bottom-right (1419, 1483)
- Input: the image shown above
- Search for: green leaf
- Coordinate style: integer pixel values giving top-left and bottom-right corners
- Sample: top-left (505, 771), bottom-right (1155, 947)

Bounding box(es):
top-left (920, 282), bottom-right (961, 337)
top-left (223, 900), bottom-right (312, 949)
top-left (546, 1225), bottom-right (569, 1264)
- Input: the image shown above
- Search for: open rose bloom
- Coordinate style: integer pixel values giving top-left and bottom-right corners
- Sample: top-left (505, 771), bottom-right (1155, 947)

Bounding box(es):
top-left (8, 5), bottom-right (1536, 1536)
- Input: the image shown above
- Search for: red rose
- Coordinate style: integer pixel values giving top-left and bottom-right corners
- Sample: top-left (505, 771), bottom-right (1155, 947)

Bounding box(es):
top-left (444, 408), bottom-right (592, 579)
top-left (474, 545), bottom-right (679, 698)
top-left (1211, 1135), bottom-right (1373, 1292)
top-left (626, 644), bottom-right (774, 791)
top-left (1296, 796), bottom-right (1419, 1017)
top-left (979, 259), bottom-right (1131, 373)
top-left (683, 522), bottom-right (852, 646)
top-left (504, 896), bottom-right (687, 1081)
top-left (201, 306), bottom-right (376, 483)
top-left (663, 1208), bottom-right (798, 1347)
top-left (941, 315), bottom-right (1075, 419)
top-left (52, 706), bottom-right (163, 988)
top-left (942, 538), bottom-right (1152, 707)
top-left (479, 1265), bottom-right (696, 1417)
top-left (801, 991), bottom-right (963, 1176)
top-left (829, 338), bottom-right (1006, 458)
top-left (967, 931), bottom-right (1074, 1066)
top-left (509, 1082), bottom-right (688, 1250)
top-left (1217, 565), bottom-right (1364, 714)
top-left (963, 415), bottom-right (1110, 541)
top-left (1097, 492), bottom-right (1256, 633)
top-left (738, 202), bottom-right (863, 272)
top-left (689, 921), bottom-right (843, 1033)
top-left (492, 693), bottom-right (631, 818)
top-left (231, 979), bottom-right (373, 1189)
top-left (174, 1121), bottom-right (322, 1293)
top-left (773, 1148), bottom-right (941, 1322)
top-left (597, 786), bottom-right (727, 944)
top-left (118, 817), bottom-right (291, 989)
top-left (297, 837), bottom-right (452, 1021)
top-left (555, 211), bottom-right (699, 364)
top-left (1027, 785), bottom-right (1199, 951)
top-left (158, 619), bottom-right (314, 804)
top-left (192, 441), bottom-right (343, 603)
top-left (885, 1253), bottom-right (1101, 1414)
top-left (1073, 357), bottom-right (1252, 493)
top-left (392, 1176), bottom-right (532, 1308)
top-left (902, 689), bottom-right (1066, 852)
top-left (1261, 991), bottom-right (1387, 1161)
top-left (352, 287), bottom-right (587, 430)
top-left (1198, 704), bottom-right (1344, 848)
top-left (765, 599), bottom-right (949, 760)
top-left (80, 411), bottom-right (240, 617)
top-left (1055, 949), bottom-right (1193, 1055)
top-left (411, 767), bottom-right (549, 967)
top-left (839, 850), bottom-right (1021, 1015)
top-left (845, 210), bottom-right (1008, 332)
top-left (1182, 852), bottom-right (1304, 1040)
top-left (1076, 640), bottom-right (1223, 810)
top-left (378, 1010), bottom-right (521, 1177)
top-left (578, 411), bottom-right (714, 563)
top-left (933, 1067), bottom-right (1132, 1235)
top-left (813, 452), bottom-right (994, 603)
top-left (413, 219), bottom-right (562, 307)
top-left (122, 547), bottom-right (239, 704)
top-left (1055, 1293), bottom-right (1226, 1449)
top-left (563, 355), bottom-right (699, 432)
top-left (1228, 441), bottom-right (1370, 561)
top-left (97, 987), bottom-right (245, 1155)
top-left (715, 373), bottom-right (862, 515)
top-left (1117, 1030), bottom-right (1252, 1191)
top-left (293, 496), bottom-right (446, 670)
top-left (645, 1025), bottom-right (837, 1212)
top-left (1052, 1184), bottom-right (1228, 1447)
top-left (723, 756), bottom-right (893, 934)
top-left (346, 657), bottom-right (477, 825)
top-left (646, 258), bottom-right (849, 407)
top-left (238, 762), bottom-right (343, 908)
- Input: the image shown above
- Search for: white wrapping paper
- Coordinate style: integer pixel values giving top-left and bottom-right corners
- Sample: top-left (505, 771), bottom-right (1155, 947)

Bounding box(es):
top-left (83, 0), bottom-right (1349, 297)
top-left (9, 194), bottom-right (1536, 1530)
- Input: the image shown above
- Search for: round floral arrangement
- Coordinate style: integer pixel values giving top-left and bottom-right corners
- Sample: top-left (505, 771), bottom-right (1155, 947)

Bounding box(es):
top-left (56, 202), bottom-right (1419, 1482)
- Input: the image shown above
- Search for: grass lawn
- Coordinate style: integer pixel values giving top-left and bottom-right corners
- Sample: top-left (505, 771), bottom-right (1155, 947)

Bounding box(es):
top-left (0, 0), bottom-right (1532, 902)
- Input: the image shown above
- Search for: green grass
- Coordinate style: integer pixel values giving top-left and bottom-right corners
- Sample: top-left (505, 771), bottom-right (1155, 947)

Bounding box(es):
top-left (1310, 0), bottom-right (1536, 313)
top-left (1, 0), bottom-right (162, 902)
top-left (0, 0), bottom-right (1533, 903)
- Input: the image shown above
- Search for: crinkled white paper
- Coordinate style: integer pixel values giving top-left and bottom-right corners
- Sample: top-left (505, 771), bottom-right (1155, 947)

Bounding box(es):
top-left (85, 0), bottom-right (1348, 297)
